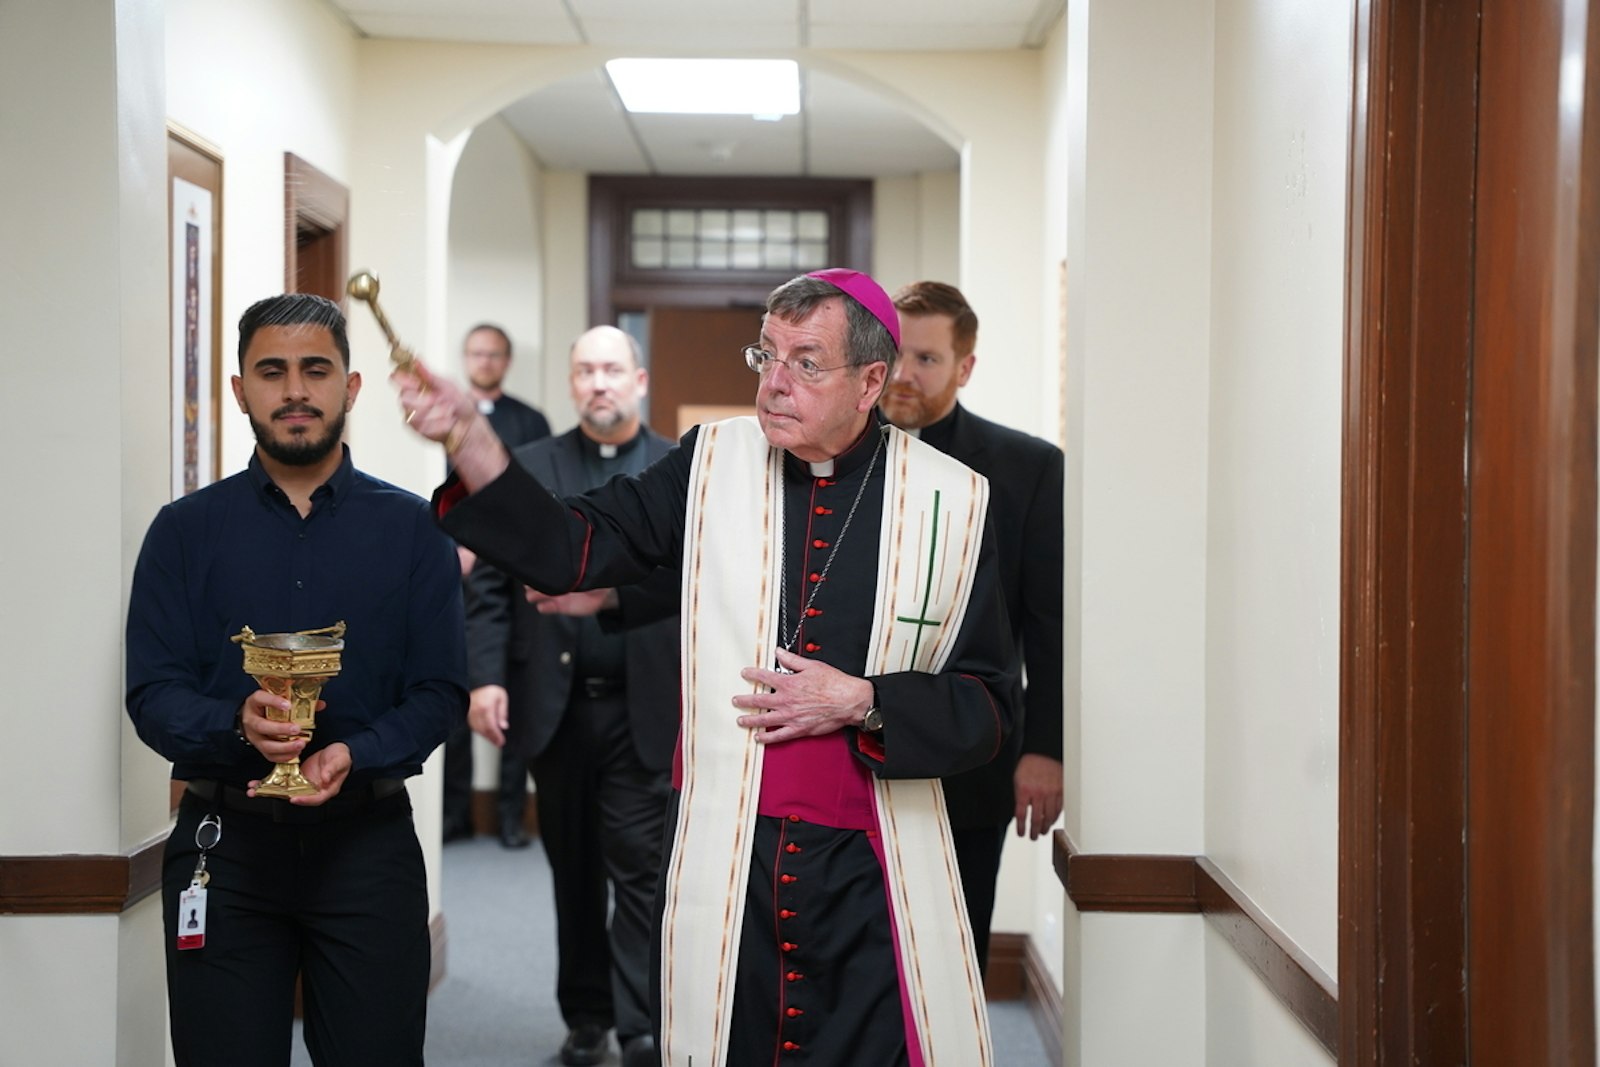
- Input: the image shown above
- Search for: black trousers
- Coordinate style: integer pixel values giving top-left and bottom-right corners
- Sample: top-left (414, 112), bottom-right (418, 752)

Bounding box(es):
top-left (950, 822), bottom-right (1008, 977)
top-left (530, 688), bottom-right (670, 1042)
top-left (161, 786), bottom-right (429, 1067)
top-left (442, 720), bottom-right (528, 834)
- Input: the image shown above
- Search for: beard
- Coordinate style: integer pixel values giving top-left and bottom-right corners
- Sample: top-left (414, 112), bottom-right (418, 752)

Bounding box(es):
top-left (251, 403), bottom-right (346, 467)
top-left (880, 384), bottom-right (953, 430)
top-left (580, 399), bottom-right (632, 435)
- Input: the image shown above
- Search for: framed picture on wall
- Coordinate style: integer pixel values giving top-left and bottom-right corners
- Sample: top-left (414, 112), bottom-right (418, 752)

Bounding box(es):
top-left (167, 123), bottom-right (223, 499)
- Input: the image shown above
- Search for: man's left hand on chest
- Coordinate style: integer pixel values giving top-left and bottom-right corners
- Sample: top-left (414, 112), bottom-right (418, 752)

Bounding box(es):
top-left (733, 648), bottom-right (874, 745)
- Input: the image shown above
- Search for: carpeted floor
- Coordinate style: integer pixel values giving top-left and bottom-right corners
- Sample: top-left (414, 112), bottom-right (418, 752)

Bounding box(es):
top-left (294, 834), bottom-right (1054, 1065)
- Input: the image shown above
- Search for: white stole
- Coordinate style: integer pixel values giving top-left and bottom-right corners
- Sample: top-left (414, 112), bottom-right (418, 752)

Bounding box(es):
top-left (660, 416), bottom-right (994, 1067)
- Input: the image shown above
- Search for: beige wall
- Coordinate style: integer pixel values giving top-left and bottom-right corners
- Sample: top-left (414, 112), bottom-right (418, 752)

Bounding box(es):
top-left (166, 0), bottom-right (359, 474)
top-left (872, 170), bottom-right (961, 296)
top-left (1205, 0), bottom-right (1347, 976)
top-left (0, 2), bottom-right (1358, 1061)
top-left (1, 1), bottom-right (169, 1062)
top-left (447, 115), bottom-right (547, 413)
top-left (1055, 0), bottom-right (1346, 1062)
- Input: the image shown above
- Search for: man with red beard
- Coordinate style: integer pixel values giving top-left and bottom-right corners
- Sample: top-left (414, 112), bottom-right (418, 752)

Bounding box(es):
top-left (883, 281), bottom-right (1065, 977)
top-left (464, 326), bottom-right (678, 1067)
top-left (126, 293), bottom-right (466, 1065)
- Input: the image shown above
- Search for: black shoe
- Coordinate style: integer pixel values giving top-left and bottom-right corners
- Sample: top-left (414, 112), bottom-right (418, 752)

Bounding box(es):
top-left (621, 1034), bottom-right (659, 1067)
top-left (498, 824), bottom-right (530, 849)
top-left (442, 821), bottom-right (473, 844)
top-left (559, 1023), bottom-right (610, 1066)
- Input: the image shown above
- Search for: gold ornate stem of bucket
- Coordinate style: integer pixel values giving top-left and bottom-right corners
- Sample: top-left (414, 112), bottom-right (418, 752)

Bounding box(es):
top-left (232, 622), bottom-right (348, 798)
top-left (346, 270), bottom-right (420, 372)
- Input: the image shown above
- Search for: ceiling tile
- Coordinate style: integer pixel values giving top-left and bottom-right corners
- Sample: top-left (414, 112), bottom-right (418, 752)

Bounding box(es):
top-left (808, 23), bottom-right (1026, 50)
top-left (631, 113), bottom-right (804, 176)
top-left (345, 13), bottom-right (583, 45)
top-left (579, 19), bottom-right (800, 50)
top-left (806, 0), bottom-right (1038, 26)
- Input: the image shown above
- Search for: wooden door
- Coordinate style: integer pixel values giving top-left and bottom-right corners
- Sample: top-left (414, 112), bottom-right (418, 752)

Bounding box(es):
top-left (646, 306), bottom-right (764, 438)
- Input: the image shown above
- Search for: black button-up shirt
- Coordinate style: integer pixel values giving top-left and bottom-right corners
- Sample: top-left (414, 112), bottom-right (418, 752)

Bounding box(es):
top-left (126, 447), bottom-right (467, 786)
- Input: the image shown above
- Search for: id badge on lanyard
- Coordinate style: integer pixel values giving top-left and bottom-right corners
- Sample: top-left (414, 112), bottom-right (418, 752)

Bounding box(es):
top-left (176, 811), bottom-right (222, 951)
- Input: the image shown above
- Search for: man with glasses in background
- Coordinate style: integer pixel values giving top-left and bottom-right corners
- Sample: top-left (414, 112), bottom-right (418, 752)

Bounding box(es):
top-left (395, 269), bottom-right (1017, 1067)
top-left (443, 322), bottom-right (551, 848)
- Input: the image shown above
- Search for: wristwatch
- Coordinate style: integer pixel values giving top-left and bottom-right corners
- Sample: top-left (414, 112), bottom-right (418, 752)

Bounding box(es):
top-left (860, 689), bottom-right (884, 734)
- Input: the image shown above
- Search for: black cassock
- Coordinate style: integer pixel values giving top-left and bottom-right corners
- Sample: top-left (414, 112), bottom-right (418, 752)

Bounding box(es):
top-left (441, 415), bottom-right (1018, 1064)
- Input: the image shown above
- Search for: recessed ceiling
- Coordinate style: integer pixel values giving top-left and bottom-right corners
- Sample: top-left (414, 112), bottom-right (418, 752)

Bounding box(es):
top-left (324, 0), bottom-right (1064, 177)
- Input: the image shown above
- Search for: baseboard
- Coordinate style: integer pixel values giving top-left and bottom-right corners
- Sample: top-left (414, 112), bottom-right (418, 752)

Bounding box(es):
top-left (987, 932), bottom-right (1028, 1000)
top-left (469, 788), bottom-right (540, 838)
top-left (987, 931), bottom-right (1063, 1061)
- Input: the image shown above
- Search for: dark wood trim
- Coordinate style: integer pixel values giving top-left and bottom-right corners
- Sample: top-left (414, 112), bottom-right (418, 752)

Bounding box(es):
top-left (468, 788), bottom-right (539, 839)
top-left (1196, 857), bottom-right (1338, 1057)
top-left (283, 152), bottom-right (349, 303)
top-left (588, 174), bottom-right (873, 328)
top-left (166, 123), bottom-right (225, 488)
top-left (981, 933), bottom-right (1063, 1063)
top-left (1019, 935), bottom-right (1064, 1066)
top-left (1465, 0), bottom-right (1600, 1060)
top-left (1340, 1), bottom-right (1479, 1063)
top-left (1053, 832), bottom-right (1336, 1058)
top-left (984, 931), bottom-right (1026, 1000)
top-left (0, 833), bottom-right (167, 914)
top-left (1053, 830), bottom-right (1198, 912)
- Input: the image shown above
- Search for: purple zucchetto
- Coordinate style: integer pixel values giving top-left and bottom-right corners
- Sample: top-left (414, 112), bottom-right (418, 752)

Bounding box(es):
top-left (806, 268), bottom-right (901, 348)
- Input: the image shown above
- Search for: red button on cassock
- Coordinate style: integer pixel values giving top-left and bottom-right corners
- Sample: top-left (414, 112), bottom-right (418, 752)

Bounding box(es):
top-left (787, 1007), bottom-right (805, 1018)
top-left (812, 539), bottom-right (828, 549)
top-left (804, 642), bottom-right (820, 653)
top-left (782, 942), bottom-right (798, 952)
top-left (787, 971), bottom-right (804, 982)
top-left (786, 843), bottom-right (801, 854)
top-left (784, 1041), bottom-right (801, 1051)
top-left (780, 909), bottom-right (796, 919)
top-left (781, 874), bottom-right (797, 884)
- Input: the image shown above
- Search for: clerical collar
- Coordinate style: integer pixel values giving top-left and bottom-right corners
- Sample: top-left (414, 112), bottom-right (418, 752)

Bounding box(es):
top-left (579, 429), bottom-right (644, 460)
top-left (783, 413), bottom-right (889, 481)
top-left (476, 398), bottom-right (496, 416)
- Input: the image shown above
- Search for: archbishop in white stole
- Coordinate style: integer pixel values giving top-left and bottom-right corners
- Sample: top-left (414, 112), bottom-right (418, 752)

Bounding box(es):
top-left (660, 416), bottom-right (995, 1067)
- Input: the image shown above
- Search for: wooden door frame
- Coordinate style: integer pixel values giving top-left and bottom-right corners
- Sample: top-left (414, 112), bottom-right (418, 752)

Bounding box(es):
top-left (587, 174), bottom-right (873, 328)
top-left (1343, 0), bottom-right (1600, 1061)
top-left (284, 152), bottom-right (348, 302)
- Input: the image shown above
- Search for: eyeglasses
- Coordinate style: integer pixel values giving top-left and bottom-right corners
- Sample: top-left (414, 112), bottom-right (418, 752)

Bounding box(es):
top-left (742, 344), bottom-right (853, 386)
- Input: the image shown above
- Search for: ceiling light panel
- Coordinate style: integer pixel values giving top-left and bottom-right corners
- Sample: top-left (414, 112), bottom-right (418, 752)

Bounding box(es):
top-left (607, 58), bottom-right (800, 116)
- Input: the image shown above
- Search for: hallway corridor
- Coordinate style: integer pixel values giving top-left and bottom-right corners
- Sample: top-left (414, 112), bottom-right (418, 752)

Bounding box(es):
top-left (294, 835), bottom-right (1055, 1065)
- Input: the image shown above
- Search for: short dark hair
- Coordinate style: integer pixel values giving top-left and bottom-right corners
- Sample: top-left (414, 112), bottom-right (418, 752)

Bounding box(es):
top-left (766, 274), bottom-right (898, 373)
top-left (891, 281), bottom-right (979, 356)
top-left (237, 294), bottom-right (350, 369)
top-left (465, 323), bottom-right (513, 359)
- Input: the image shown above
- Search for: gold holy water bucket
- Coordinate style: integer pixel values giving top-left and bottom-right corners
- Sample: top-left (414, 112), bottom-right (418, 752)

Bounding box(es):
top-left (230, 622), bottom-right (346, 798)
